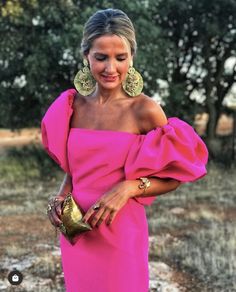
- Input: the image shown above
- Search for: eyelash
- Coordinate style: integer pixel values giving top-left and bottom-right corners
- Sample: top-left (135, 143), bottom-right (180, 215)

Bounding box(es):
top-left (95, 57), bottom-right (126, 62)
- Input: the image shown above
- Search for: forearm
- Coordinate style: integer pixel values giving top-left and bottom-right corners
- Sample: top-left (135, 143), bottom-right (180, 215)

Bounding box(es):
top-left (129, 177), bottom-right (181, 199)
top-left (56, 173), bottom-right (72, 198)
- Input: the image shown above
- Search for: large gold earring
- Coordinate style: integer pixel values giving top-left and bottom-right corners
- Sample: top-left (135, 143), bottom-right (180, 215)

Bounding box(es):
top-left (122, 66), bottom-right (143, 97)
top-left (74, 59), bottom-right (96, 96)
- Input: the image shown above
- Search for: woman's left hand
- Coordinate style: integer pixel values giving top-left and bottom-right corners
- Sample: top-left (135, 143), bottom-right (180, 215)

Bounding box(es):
top-left (82, 180), bottom-right (141, 228)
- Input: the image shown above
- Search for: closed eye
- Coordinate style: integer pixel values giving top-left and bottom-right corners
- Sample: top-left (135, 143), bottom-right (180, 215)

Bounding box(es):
top-left (95, 55), bottom-right (106, 61)
top-left (94, 53), bottom-right (128, 62)
top-left (95, 56), bottom-right (126, 62)
top-left (117, 57), bottom-right (126, 61)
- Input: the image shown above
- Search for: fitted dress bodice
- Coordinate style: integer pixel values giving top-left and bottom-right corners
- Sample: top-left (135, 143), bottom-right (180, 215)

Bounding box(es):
top-left (67, 128), bottom-right (138, 211)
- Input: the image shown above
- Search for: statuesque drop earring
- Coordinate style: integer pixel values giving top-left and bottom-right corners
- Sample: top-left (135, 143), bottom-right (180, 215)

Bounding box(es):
top-left (122, 61), bottom-right (143, 97)
top-left (74, 59), bottom-right (96, 96)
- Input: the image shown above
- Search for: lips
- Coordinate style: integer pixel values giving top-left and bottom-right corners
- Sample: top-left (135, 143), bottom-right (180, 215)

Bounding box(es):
top-left (101, 75), bottom-right (118, 82)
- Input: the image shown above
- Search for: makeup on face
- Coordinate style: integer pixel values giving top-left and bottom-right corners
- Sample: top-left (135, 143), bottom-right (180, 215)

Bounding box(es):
top-left (86, 35), bottom-right (133, 87)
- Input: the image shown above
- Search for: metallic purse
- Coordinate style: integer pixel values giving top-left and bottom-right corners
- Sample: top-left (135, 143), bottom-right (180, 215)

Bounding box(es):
top-left (59, 192), bottom-right (93, 245)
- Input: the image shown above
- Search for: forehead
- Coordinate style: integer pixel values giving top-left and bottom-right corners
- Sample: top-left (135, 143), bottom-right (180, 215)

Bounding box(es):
top-left (90, 35), bottom-right (131, 54)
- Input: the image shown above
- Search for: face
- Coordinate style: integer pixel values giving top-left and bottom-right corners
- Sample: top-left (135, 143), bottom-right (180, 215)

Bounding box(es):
top-left (86, 34), bottom-right (133, 91)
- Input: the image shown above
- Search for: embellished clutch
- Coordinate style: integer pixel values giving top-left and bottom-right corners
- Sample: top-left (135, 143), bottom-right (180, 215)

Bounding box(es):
top-left (59, 192), bottom-right (92, 245)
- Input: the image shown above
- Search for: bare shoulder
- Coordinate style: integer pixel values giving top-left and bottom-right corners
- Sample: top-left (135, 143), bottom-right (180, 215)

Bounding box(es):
top-left (72, 92), bottom-right (86, 110)
top-left (132, 93), bottom-right (168, 133)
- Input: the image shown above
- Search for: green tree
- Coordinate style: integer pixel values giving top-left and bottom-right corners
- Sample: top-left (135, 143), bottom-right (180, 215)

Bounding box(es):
top-left (1, 0), bottom-right (235, 157)
top-left (146, 0), bottom-right (236, 142)
top-left (0, 0), bottom-right (93, 128)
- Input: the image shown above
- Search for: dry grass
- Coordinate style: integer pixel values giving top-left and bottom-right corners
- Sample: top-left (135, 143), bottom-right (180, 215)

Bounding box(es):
top-left (31, 254), bottom-right (62, 279)
top-left (5, 245), bottom-right (29, 258)
top-left (147, 162), bottom-right (236, 291)
top-left (0, 145), bottom-right (236, 291)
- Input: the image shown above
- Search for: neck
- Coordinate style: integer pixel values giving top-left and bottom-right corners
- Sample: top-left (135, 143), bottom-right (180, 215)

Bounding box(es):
top-left (92, 84), bottom-right (126, 104)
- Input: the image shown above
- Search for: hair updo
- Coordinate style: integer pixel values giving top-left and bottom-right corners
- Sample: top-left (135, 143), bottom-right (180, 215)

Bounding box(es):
top-left (81, 9), bottom-right (137, 56)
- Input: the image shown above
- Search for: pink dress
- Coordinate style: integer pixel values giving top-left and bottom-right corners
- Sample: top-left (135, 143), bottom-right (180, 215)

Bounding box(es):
top-left (41, 89), bottom-right (208, 292)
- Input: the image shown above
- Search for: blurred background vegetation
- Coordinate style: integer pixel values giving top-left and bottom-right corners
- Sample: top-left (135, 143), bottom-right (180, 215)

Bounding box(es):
top-left (0, 0), bottom-right (236, 163)
top-left (0, 1), bottom-right (236, 291)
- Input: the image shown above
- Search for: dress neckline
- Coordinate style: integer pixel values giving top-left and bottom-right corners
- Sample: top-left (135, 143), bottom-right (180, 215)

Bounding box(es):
top-left (70, 127), bottom-right (141, 136)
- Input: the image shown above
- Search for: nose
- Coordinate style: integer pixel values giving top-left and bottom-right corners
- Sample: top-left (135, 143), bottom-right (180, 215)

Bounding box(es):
top-left (105, 60), bottom-right (116, 74)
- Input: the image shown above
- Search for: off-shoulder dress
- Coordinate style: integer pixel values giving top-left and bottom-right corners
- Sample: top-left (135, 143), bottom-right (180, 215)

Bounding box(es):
top-left (41, 89), bottom-right (208, 292)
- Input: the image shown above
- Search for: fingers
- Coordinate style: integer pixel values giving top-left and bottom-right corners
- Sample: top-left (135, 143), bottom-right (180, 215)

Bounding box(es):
top-left (47, 207), bottom-right (62, 227)
top-left (47, 210), bottom-right (60, 227)
top-left (51, 208), bottom-right (63, 227)
top-left (91, 209), bottom-right (111, 228)
top-left (83, 202), bottom-right (117, 228)
top-left (47, 197), bottom-right (64, 227)
top-left (106, 210), bottom-right (116, 226)
top-left (82, 203), bottom-right (102, 223)
top-left (55, 199), bottom-right (63, 217)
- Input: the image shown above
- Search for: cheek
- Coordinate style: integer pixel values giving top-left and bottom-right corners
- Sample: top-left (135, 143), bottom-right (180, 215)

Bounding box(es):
top-left (90, 63), bottom-right (104, 73)
top-left (118, 63), bottom-right (129, 75)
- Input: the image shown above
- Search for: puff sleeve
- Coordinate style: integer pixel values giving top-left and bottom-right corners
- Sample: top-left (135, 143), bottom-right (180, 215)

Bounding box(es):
top-left (41, 89), bottom-right (77, 174)
top-left (125, 117), bottom-right (208, 206)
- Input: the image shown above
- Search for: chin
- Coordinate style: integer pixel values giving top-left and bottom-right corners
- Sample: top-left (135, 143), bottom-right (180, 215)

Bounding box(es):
top-left (98, 81), bottom-right (122, 90)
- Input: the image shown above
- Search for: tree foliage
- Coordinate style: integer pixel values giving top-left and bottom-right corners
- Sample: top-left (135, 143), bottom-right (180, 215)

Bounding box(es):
top-left (148, 0), bottom-right (236, 140)
top-left (0, 0), bottom-right (235, 144)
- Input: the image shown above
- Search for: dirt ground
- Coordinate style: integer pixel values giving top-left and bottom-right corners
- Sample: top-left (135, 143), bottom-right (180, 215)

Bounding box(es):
top-left (0, 128), bottom-right (41, 147)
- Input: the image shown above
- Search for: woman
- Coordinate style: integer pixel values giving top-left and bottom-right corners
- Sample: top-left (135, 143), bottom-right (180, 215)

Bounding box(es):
top-left (41, 8), bottom-right (208, 292)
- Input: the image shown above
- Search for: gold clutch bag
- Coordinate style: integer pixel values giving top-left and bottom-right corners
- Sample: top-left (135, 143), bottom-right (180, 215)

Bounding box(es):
top-left (59, 192), bottom-right (92, 245)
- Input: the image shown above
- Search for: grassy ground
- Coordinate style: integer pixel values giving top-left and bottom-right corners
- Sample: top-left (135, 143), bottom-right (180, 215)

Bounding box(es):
top-left (147, 162), bottom-right (236, 291)
top-left (0, 144), bottom-right (235, 291)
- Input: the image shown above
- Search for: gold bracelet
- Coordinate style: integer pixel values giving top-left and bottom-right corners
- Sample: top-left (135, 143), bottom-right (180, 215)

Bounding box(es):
top-left (137, 177), bottom-right (151, 194)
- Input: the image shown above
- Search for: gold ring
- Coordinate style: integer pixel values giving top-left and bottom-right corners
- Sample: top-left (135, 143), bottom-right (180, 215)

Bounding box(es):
top-left (92, 203), bottom-right (101, 211)
top-left (54, 197), bottom-right (59, 203)
top-left (47, 204), bottom-right (52, 212)
top-left (53, 197), bottom-right (61, 207)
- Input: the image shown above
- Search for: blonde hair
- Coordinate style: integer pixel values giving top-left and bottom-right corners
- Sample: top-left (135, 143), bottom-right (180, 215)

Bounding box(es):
top-left (81, 9), bottom-right (137, 56)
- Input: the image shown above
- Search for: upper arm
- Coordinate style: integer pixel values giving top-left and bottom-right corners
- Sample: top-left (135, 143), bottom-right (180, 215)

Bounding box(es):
top-left (134, 95), bottom-right (168, 134)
